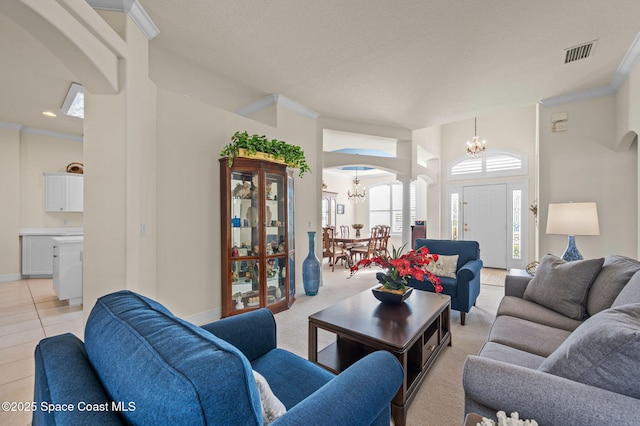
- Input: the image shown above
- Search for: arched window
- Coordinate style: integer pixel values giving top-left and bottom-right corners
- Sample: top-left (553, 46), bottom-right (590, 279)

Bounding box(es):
top-left (369, 182), bottom-right (416, 233)
top-left (448, 150), bottom-right (527, 180)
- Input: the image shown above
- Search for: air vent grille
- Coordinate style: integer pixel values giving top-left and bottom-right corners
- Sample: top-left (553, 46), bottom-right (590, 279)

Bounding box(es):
top-left (564, 41), bottom-right (597, 64)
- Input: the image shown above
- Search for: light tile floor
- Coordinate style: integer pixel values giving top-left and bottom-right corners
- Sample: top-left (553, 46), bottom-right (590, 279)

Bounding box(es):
top-left (0, 268), bottom-right (506, 425)
top-left (0, 279), bottom-right (83, 426)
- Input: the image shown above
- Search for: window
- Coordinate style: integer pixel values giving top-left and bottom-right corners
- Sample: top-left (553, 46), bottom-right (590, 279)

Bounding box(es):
top-left (512, 190), bottom-right (522, 260)
top-left (451, 193), bottom-right (459, 240)
top-left (448, 150), bottom-right (527, 180)
top-left (369, 182), bottom-right (416, 233)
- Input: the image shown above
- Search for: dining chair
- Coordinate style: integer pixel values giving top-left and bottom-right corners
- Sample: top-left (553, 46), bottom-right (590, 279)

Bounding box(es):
top-left (350, 226), bottom-right (379, 262)
top-left (376, 225), bottom-right (390, 255)
top-left (322, 226), bottom-right (349, 271)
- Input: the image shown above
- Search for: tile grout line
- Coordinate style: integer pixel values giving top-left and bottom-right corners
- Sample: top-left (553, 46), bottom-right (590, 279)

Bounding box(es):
top-left (25, 279), bottom-right (47, 338)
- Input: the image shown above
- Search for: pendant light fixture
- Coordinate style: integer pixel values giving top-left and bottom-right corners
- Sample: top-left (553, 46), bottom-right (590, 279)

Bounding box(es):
top-left (347, 166), bottom-right (366, 203)
top-left (466, 117), bottom-right (486, 158)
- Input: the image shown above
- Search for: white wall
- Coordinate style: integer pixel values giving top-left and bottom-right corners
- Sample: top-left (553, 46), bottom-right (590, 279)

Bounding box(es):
top-left (0, 127), bottom-right (21, 279)
top-left (0, 127), bottom-right (83, 280)
top-left (155, 87), bottom-right (320, 318)
top-left (19, 132), bottom-right (83, 228)
top-left (539, 95), bottom-right (637, 259)
top-left (436, 105), bottom-right (538, 261)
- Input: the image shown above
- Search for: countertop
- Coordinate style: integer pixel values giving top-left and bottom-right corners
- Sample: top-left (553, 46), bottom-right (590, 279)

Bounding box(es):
top-left (19, 227), bottom-right (83, 236)
top-left (51, 236), bottom-right (84, 244)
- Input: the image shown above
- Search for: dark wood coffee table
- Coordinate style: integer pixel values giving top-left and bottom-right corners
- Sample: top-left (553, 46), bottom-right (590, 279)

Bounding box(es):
top-left (308, 287), bottom-right (451, 426)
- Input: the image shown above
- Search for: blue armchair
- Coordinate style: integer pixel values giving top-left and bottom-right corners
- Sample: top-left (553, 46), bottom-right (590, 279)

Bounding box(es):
top-left (408, 239), bottom-right (483, 325)
top-left (33, 290), bottom-right (403, 425)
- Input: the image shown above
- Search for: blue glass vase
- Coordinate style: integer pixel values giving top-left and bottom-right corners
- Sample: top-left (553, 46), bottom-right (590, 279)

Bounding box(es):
top-left (303, 231), bottom-right (321, 296)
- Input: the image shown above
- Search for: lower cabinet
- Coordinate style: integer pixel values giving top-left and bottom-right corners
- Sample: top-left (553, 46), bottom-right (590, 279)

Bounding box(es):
top-left (22, 236), bottom-right (55, 276)
top-left (52, 237), bottom-right (83, 305)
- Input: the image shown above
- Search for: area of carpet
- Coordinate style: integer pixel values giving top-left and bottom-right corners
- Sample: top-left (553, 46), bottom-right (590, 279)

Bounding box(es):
top-left (274, 263), bottom-right (504, 425)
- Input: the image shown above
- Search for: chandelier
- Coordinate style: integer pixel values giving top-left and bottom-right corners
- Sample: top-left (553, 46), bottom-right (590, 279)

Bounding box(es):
top-left (347, 167), bottom-right (366, 203)
top-left (466, 117), bottom-right (486, 158)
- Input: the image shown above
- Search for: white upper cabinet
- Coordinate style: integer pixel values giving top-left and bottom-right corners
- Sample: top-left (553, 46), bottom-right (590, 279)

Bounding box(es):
top-left (44, 172), bottom-right (84, 212)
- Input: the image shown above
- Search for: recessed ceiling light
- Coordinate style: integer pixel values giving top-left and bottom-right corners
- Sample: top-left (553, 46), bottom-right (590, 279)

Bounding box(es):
top-left (42, 111), bottom-right (57, 117)
top-left (61, 82), bottom-right (84, 119)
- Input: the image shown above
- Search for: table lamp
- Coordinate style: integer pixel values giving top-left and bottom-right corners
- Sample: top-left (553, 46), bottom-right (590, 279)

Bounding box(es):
top-left (546, 202), bottom-right (599, 261)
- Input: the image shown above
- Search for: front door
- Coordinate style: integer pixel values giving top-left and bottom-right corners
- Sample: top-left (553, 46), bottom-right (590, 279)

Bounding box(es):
top-left (462, 185), bottom-right (507, 269)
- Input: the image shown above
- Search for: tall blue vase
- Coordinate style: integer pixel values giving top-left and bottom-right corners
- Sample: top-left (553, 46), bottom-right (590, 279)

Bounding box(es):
top-left (303, 231), bottom-right (321, 296)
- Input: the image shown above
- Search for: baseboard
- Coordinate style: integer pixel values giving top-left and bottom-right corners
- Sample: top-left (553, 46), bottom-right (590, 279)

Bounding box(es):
top-left (183, 307), bottom-right (222, 326)
top-left (0, 273), bottom-right (22, 283)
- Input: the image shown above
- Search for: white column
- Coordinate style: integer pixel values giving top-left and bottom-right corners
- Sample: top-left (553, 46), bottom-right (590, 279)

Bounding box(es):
top-left (401, 179), bottom-right (412, 248)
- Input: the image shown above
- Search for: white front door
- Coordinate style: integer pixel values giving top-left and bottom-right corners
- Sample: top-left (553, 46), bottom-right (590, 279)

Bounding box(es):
top-left (462, 185), bottom-right (507, 269)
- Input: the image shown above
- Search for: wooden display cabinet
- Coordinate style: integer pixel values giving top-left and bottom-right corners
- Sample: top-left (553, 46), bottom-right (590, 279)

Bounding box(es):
top-left (220, 157), bottom-right (295, 317)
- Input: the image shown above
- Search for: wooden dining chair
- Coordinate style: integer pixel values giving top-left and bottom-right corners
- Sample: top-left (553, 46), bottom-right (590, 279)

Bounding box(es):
top-left (376, 225), bottom-right (390, 255)
top-left (322, 226), bottom-right (349, 271)
top-left (350, 226), bottom-right (379, 262)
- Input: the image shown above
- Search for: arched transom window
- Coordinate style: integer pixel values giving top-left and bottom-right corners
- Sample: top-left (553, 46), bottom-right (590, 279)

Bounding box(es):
top-left (448, 150), bottom-right (527, 180)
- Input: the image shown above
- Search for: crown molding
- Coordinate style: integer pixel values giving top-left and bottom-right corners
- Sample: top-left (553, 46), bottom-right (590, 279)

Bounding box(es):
top-left (0, 121), bottom-right (83, 142)
top-left (236, 94), bottom-right (320, 120)
top-left (541, 32), bottom-right (640, 107)
top-left (87, 0), bottom-right (159, 40)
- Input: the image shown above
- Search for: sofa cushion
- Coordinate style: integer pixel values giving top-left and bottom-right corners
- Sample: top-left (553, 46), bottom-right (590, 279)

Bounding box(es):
top-left (612, 270), bottom-right (640, 308)
top-left (587, 255), bottom-right (640, 316)
top-left (487, 315), bottom-right (572, 357)
top-left (523, 254), bottom-right (604, 320)
top-left (423, 254), bottom-right (458, 278)
top-left (478, 342), bottom-right (546, 370)
top-left (84, 290), bottom-right (262, 426)
top-left (539, 303), bottom-right (640, 399)
top-left (497, 296), bottom-right (582, 332)
top-left (251, 348), bottom-right (334, 410)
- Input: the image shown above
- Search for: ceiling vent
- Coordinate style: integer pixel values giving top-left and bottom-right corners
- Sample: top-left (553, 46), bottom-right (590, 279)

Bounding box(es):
top-left (564, 40), bottom-right (597, 64)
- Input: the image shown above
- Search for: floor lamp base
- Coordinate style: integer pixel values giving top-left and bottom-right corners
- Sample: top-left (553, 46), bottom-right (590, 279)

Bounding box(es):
top-left (561, 235), bottom-right (583, 262)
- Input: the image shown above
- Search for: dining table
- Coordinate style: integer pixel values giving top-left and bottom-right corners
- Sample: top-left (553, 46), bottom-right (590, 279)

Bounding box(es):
top-left (332, 235), bottom-right (372, 267)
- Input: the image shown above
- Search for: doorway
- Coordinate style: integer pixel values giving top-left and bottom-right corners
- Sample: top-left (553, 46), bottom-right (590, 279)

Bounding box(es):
top-left (463, 185), bottom-right (507, 268)
top-left (448, 182), bottom-right (528, 270)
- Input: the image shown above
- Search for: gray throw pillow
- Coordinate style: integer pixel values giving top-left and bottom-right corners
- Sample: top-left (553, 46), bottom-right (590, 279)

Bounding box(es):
top-left (587, 255), bottom-right (640, 316)
top-left (612, 270), bottom-right (640, 308)
top-left (539, 303), bottom-right (640, 399)
top-left (523, 254), bottom-right (604, 320)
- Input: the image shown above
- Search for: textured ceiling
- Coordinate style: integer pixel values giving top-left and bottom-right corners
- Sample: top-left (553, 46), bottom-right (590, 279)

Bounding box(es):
top-left (143, 0), bottom-right (640, 129)
top-left (1, 1), bottom-right (640, 136)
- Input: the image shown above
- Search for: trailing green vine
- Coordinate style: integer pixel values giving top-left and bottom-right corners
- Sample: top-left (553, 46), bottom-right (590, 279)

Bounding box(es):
top-left (220, 131), bottom-right (311, 177)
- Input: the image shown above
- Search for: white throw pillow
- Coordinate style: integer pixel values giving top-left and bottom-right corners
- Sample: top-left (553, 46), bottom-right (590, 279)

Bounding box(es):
top-left (253, 370), bottom-right (286, 425)
top-left (423, 254), bottom-right (459, 278)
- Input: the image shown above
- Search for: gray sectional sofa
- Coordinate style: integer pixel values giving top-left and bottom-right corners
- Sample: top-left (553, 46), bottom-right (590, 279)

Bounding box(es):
top-left (463, 254), bottom-right (640, 425)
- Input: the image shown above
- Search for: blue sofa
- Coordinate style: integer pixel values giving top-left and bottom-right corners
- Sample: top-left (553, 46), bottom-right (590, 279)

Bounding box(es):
top-left (408, 239), bottom-right (483, 325)
top-left (33, 290), bottom-right (403, 425)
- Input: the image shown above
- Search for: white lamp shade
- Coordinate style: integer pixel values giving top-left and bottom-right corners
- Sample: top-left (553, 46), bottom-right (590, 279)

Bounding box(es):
top-left (546, 202), bottom-right (600, 236)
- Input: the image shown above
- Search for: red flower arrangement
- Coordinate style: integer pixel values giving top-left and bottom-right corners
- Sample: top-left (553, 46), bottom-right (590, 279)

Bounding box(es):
top-left (350, 244), bottom-right (443, 293)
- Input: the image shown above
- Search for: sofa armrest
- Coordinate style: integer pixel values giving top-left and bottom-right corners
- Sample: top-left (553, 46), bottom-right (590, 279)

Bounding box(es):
top-left (273, 351), bottom-right (403, 426)
top-left (458, 259), bottom-right (483, 283)
top-left (33, 334), bottom-right (122, 426)
top-left (463, 356), bottom-right (640, 426)
top-left (200, 308), bottom-right (276, 362)
top-left (504, 275), bottom-right (531, 298)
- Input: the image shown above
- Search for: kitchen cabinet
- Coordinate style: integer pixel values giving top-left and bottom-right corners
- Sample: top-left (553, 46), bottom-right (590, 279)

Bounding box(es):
top-left (44, 172), bottom-right (83, 212)
top-left (20, 228), bottom-right (83, 277)
top-left (52, 236), bottom-right (83, 305)
top-left (219, 156), bottom-right (295, 317)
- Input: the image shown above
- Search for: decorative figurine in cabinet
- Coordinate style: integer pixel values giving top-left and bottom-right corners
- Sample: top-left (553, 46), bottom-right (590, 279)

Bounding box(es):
top-left (220, 157), bottom-right (295, 317)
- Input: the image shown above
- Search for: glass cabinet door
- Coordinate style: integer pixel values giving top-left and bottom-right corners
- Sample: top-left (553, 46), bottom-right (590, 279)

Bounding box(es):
top-left (221, 156), bottom-right (295, 317)
top-left (265, 173), bottom-right (287, 307)
top-left (230, 170), bottom-right (261, 311)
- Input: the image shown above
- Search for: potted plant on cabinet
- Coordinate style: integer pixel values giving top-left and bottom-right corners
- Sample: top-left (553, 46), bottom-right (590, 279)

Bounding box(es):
top-left (220, 131), bottom-right (311, 177)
